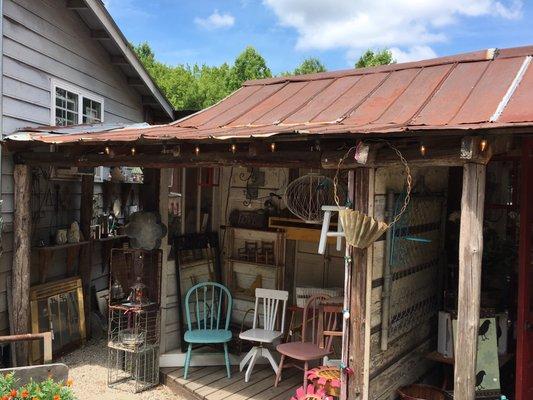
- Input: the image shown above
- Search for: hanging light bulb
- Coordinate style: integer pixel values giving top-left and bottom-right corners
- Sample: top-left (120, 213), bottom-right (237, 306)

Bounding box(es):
top-left (104, 146), bottom-right (111, 155)
top-left (420, 143), bottom-right (427, 156)
top-left (194, 145), bottom-right (200, 156)
top-left (131, 147), bottom-right (136, 156)
top-left (270, 142), bottom-right (276, 152)
top-left (479, 138), bottom-right (488, 152)
top-left (230, 143), bottom-right (237, 154)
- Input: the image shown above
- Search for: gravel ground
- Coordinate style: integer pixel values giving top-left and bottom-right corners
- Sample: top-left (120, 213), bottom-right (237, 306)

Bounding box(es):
top-left (58, 339), bottom-right (185, 400)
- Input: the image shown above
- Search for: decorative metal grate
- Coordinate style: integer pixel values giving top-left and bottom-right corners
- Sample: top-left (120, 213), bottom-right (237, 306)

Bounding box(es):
top-left (387, 194), bottom-right (445, 340)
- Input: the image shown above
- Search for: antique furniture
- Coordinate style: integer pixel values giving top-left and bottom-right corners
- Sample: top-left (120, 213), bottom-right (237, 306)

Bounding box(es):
top-left (30, 277), bottom-right (86, 363)
top-left (239, 288), bottom-right (289, 382)
top-left (183, 282), bottom-right (233, 379)
top-left (275, 294), bottom-right (340, 390)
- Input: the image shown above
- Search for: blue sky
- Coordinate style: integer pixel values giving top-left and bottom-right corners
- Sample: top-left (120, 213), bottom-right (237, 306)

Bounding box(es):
top-left (104, 0), bottom-right (533, 75)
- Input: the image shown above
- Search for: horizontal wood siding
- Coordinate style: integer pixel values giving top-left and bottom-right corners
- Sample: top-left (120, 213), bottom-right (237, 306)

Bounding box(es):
top-left (0, 0), bottom-right (145, 334)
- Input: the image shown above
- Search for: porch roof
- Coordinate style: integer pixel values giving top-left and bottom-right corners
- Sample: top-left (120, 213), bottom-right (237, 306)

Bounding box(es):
top-left (6, 45), bottom-right (533, 146)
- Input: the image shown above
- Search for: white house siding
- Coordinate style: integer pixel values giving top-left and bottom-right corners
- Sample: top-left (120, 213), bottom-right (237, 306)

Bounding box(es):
top-left (0, 0), bottom-right (146, 334)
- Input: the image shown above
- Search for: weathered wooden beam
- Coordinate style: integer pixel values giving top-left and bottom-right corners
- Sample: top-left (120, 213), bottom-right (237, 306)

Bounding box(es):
top-left (454, 163), bottom-right (486, 400)
top-left (12, 164), bottom-right (32, 365)
top-left (79, 174), bottom-right (94, 337)
top-left (110, 55), bottom-right (128, 65)
top-left (347, 168), bottom-right (371, 398)
top-left (66, 0), bottom-right (87, 9)
top-left (322, 136), bottom-right (501, 169)
top-left (127, 77), bottom-right (144, 87)
top-left (14, 151), bottom-right (322, 168)
top-left (90, 29), bottom-right (110, 40)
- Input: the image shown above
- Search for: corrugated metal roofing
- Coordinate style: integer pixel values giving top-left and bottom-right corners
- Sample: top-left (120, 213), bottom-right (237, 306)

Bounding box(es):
top-left (7, 46), bottom-right (533, 145)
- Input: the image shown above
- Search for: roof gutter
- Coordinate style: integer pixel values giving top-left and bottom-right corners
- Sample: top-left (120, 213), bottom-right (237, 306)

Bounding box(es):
top-left (84, 0), bottom-right (175, 119)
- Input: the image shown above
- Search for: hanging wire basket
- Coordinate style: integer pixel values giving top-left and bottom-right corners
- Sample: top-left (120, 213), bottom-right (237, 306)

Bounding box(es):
top-left (333, 141), bottom-right (412, 249)
top-left (284, 173), bottom-right (343, 224)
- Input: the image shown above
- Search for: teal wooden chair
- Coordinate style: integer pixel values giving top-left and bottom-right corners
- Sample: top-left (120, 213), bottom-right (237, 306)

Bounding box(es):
top-left (183, 282), bottom-right (233, 379)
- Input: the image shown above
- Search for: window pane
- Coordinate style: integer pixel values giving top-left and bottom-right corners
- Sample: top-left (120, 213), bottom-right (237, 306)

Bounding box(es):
top-left (55, 87), bottom-right (78, 126)
top-left (82, 97), bottom-right (102, 123)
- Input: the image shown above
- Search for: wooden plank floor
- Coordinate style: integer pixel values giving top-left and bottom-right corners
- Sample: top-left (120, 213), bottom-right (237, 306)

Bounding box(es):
top-left (161, 365), bottom-right (303, 400)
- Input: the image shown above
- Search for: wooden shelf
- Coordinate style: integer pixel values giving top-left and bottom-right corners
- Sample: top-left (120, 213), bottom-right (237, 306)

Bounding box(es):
top-left (35, 241), bottom-right (90, 252)
top-left (94, 235), bottom-right (127, 243)
top-left (227, 258), bottom-right (280, 268)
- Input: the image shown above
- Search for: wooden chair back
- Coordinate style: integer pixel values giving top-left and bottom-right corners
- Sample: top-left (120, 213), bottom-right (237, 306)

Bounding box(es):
top-left (185, 282), bottom-right (232, 331)
top-left (301, 294), bottom-right (336, 348)
top-left (252, 288), bottom-right (289, 332)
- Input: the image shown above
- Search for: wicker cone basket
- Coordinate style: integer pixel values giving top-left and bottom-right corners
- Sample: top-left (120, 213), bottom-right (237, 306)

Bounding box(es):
top-left (339, 209), bottom-right (388, 249)
top-left (397, 384), bottom-right (447, 400)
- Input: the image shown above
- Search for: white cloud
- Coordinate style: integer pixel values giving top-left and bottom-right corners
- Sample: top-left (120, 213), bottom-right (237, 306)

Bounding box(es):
top-left (263, 0), bottom-right (523, 63)
top-left (195, 10), bottom-right (235, 30)
top-left (390, 45), bottom-right (438, 63)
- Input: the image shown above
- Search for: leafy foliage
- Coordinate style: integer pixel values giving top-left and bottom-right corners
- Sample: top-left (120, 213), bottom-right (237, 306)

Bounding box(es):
top-left (133, 42), bottom-right (395, 111)
top-left (355, 49), bottom-right (395, 68)
top-left (292, 57), bottom-right (327, 75)
top-left (0, 373), bottom-right (76, 400)
top-left (227, 46), bottom-right (272, 90)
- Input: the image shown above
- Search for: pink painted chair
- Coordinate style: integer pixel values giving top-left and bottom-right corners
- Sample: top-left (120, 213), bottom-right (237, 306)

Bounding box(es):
top-left (274, 294), bottom-right (340, 390)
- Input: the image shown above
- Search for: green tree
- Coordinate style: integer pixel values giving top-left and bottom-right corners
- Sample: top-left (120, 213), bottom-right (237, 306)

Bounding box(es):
top-left (293, 57), bottom-right (326, 75)
top-left (355, 49), bottom-right (395, 68)
top-left (228, 46), bottom-right (272, 90)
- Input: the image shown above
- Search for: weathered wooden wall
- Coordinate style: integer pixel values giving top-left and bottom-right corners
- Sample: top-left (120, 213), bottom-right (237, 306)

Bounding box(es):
top-left (367, 166), bottom-right (449, 400)
top-left (1, 0), bottom-right (146, 335)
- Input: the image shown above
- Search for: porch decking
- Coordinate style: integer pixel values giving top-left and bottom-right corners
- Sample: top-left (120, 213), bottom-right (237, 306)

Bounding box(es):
top-left (160, 365), bottom-right (302, 400)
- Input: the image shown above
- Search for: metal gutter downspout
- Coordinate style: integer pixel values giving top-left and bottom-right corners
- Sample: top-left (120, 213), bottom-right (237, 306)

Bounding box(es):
top-left (380, 190), bottom-right (395, 351)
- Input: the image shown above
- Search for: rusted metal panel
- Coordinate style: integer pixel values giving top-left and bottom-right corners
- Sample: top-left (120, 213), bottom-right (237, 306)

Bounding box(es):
top-left (6, 46), bottom-right (533, 147)
top-left (311, 73), bottom-right (389, 123)
top-left (283, 76), bottom-right (361, 123)
top-left (451, 57), bottom-right (525, 125)
top-left (413, 61), bottom-right (490, 126)
top-left (198, 83), bottom-right (285, 129)
top-left (230, 81), bottom-right (308, 126)
top-left (342, 68), bottom-right (420, 126)
top-left (175, 85), bottom-right (261, 128)
top-left (499, 60), bottom-right (533, 123)
top-left (252, 79), bottom-right (333, 125)
top-left (375, 64), bottom-right (453, 125)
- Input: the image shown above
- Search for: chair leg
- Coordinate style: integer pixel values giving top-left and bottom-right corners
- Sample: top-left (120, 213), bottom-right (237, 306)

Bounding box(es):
top-left (274, 355), bottom-right (285, 387)
top-left (262, 348), bottom-right (279, 374)
top-left (184, 343), bottom-right (192, 379)
top-left (303, 361), bottom-right (308, 391)
top-left (239, 347), bottom-right (256, 372)
top-left (244, 347), bottom-right (259, 383)
top-left (223, 343), bottom-right (231, 378)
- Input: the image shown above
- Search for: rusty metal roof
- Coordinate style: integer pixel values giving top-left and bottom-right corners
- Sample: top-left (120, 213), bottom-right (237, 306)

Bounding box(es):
top-left (7, 45), bottom-right (533, 145)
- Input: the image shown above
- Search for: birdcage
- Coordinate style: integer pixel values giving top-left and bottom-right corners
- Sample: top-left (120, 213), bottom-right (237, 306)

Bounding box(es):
top-left (284, 173), bottom-right (342, 224)
top-left (107, 344), bottom-right (159, 393)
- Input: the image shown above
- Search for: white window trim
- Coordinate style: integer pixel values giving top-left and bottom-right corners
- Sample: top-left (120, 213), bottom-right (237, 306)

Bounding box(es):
top-left (51, 78), bottom-right (105, 126)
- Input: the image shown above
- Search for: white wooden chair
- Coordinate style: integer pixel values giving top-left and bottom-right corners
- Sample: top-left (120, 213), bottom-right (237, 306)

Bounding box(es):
top-left (239, 288), bottom-right (289, 382)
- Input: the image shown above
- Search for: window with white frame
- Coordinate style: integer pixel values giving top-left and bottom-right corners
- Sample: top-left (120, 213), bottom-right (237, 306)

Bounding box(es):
top-left (52, 80), bottom-right (104, 126)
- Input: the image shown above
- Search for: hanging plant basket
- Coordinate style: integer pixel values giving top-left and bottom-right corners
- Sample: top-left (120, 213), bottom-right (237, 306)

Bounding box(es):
top-left (334, 141), bottom-right (412, 249)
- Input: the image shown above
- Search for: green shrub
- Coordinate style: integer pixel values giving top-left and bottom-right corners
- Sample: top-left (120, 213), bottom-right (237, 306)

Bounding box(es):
top-left (0, 373), bottom-right (76, 400)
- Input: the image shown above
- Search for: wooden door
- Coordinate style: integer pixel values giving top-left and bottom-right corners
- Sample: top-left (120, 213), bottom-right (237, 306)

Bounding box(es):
top-left (517, 138), bottom-right (533, 400)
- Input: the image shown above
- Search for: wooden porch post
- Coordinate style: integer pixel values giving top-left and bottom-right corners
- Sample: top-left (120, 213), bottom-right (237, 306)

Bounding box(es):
top-left (454, 162), bottom-right (486, 400)
top-left (346, 168), bottom-right (370, 399)
top-left (12, 164), bottom-right (32, 365)
top-left (79, 174), bottom-right (94, 336)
